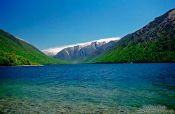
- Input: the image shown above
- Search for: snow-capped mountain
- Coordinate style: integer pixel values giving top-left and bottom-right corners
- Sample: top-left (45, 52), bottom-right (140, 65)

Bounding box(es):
top-left (43, 37), bottom-right (120, 62)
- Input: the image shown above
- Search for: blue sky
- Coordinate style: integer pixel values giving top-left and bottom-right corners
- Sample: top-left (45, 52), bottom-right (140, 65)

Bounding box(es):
top-left (0, 0), bottom-right (174, 49)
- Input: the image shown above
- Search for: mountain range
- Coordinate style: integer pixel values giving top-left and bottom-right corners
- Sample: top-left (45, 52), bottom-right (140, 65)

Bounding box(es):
top-left (0, 8), bottom-right (175, 65)
top-left (43, 38), bottom-right (119, 62)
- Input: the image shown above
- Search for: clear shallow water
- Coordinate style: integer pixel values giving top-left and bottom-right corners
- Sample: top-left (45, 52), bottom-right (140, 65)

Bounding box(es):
top-left (0, 64), bottom-right (175, 114)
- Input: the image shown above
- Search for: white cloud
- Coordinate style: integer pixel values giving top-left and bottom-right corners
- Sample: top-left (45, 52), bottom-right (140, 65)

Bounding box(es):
top-left (94, 37), bottom-right (121, 42)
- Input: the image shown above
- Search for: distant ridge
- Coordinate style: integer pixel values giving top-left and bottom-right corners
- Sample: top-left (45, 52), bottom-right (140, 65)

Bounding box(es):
top-left (43, 38), bottom-right (119, 62)
top-left (43, 37), bottom-right (120, 56)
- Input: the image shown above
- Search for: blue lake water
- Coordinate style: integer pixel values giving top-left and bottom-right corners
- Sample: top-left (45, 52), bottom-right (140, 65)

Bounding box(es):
top-left (0, 64), bottom-right (175, 114)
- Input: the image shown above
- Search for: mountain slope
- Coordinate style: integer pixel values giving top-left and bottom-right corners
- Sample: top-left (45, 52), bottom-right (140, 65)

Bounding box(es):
top-left (54, 39), bottom-right (119, 62)
top-left (91, 9), bottom-right (175, 63)
top-left (0, 29), bottom-right (68, 65)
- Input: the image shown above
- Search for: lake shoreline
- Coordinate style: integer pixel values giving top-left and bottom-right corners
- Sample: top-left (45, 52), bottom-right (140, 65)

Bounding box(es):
top-left (1, 62), bottom-right (175, 67)
top-left (0, 64), bottom-right (44, 67)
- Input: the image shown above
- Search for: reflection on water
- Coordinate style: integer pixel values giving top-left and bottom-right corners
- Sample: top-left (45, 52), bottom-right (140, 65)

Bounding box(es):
top-left (0, 64), bottom-right (175, 114)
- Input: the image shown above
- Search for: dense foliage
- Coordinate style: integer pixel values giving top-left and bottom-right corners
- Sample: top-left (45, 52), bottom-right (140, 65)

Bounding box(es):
top-left (0, 51), bottom-right (31, 65)
top-left (0, 29), bottom-right (68, 66)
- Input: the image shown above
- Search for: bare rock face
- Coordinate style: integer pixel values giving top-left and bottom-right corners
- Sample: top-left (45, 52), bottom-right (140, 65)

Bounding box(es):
top-left (168, 9), bottom-right (175, 19)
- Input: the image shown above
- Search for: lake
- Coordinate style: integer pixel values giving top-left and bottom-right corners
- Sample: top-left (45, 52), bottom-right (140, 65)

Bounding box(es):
top-left (0, 64), bottom-right (175, 114)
